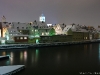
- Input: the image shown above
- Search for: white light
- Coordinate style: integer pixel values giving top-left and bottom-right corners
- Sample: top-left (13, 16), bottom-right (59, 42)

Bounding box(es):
top-left (24, 37), bottom-right (27, 39)
top-left (1, 40), bottom-right (5, 44)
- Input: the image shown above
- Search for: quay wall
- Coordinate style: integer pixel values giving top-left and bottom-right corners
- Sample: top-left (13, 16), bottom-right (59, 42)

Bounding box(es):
top-left (0, 39), bottom-right (100, 49)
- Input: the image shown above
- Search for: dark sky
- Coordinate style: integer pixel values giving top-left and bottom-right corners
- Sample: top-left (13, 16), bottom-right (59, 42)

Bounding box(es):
top-left (0, 0), bottom-right (100, 27)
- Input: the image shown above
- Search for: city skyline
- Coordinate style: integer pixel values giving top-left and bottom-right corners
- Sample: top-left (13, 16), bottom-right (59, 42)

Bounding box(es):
top-left (0, 0), bottom-right (100, 28)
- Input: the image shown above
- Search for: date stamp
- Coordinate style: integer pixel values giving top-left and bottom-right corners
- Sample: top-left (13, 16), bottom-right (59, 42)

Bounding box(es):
top-left (79, 72), bottom-right (100, 74)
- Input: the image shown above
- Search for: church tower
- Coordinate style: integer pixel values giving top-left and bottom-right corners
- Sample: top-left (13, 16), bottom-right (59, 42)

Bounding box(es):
top-left (1, 16), bottom-right (6, 22)
top-left (39, 13), bottom-right (45, 22)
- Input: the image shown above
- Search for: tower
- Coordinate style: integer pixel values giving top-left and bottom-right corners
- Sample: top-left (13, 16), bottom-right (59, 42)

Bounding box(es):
top-left (1, 16), bottom-right (6, 22)
top-left (39, 13), bottom-right (45, 22)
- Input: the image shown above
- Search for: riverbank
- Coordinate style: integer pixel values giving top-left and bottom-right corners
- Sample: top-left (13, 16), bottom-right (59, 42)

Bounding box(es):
top-left (0, 39), bottom-right (100, 49)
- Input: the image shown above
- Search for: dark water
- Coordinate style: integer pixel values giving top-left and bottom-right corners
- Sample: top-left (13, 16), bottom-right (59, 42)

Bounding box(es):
top-left (0, 43), bottom-right (100, 75)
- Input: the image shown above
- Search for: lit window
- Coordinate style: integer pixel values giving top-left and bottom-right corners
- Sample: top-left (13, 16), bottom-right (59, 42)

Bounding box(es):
top-left (46, 32), bottom-right (49, 35)
top-left (42, 32), bottom-right (44, 35)
top-left (86, 37), bottom-right (87, 39)
top-left (24, 37), bottom-right (27, 39)
top-left (20, 37), bottom-right (23, 39)
top-left (17, 37), bottom-right (19, 39)
top-left (11, 31), bottom-right (12, 32)
top-left (10, 34), bottom-right (12, 35)
top-left (35, 30), bottom-right (37, 32)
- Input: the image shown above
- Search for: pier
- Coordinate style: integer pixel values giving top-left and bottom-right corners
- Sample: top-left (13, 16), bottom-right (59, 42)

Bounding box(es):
top-left (0, 55), bottom-right (9, 60)
top-left (0, 65), bottom-right (25, 75)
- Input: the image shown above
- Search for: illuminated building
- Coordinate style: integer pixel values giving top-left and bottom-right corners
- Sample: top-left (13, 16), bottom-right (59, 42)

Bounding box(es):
top-left (39, 14), bottom-right (45, 22)
top-left (53, 24), bottom-right (66, 35)
top-left (63, 24), bottom-right (90, 41)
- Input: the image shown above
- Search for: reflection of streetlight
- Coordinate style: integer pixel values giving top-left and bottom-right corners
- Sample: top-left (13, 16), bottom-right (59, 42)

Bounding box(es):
top-left (99, 44), bottom-right (100, 63)
top-left (57, 53), bottom-right (61, 61)
top-left (20, 52), bottom-right (23, 61)
top-left (6, 60), bottom-right (10, 65)
top-left (56, 53), bottom-right (61, 65)
top-left (24, 51), bottom-right (27, 62)
top-left (35, 49), bottom-right (39, 62)
top-left (10, 52), bottom-right (14, 64)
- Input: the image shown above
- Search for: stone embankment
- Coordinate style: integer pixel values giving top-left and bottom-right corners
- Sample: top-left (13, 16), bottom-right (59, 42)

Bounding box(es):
top-left (0, 40), bottom-right (99, 49)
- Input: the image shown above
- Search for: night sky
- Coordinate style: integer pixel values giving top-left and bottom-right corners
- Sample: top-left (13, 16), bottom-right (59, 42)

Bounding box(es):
top-left (0, 0), bottom-right (100, 27)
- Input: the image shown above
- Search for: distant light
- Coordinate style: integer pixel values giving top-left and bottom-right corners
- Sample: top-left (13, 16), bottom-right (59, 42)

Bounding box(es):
top-left (36, 39), bottom-right (39, 44)
top-left (47, 24), bottom-right (52, 26)
top-left (1, 40), bottom-right (5, 44)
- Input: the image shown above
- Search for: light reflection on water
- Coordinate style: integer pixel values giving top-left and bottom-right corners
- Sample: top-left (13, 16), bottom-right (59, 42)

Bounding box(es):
top-left (0, 43), bottom-right (100, 75)
top-left (99, 44), bottom-right (100, 63)
top-left (24, 51), bottom-right (27, 63)
top-left (20, 51), bottom-right (23, 62)
top-left (10, 52), bottom-right (13, 64)
top-left (35, 49), bottom-right (39, 63)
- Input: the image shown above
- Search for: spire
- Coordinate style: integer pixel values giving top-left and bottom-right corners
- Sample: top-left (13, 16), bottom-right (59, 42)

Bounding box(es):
top-left (39, 12), bottom-right (45, 22)
top-left (1, 15), bottom-right (6, 22)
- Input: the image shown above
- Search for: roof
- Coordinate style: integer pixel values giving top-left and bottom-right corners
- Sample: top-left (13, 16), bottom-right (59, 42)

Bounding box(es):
top-left (63, 25), bottom-right (72, 32)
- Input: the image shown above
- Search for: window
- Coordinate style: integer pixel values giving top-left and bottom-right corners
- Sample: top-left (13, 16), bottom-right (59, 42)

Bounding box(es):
top-left (17, 37), bottom-right (19, 40)
top-left (86, 37), bottom-right (87, 39)
top-left (24, 37), bottom-right (27, 39)
top-left (42, 32), bottom-right (44, 35)
top-left (20, 30), bottom-right (22, 32)
top-left (20, 37), bottom-right (23, 39)
top-left (22, 27), bottom-right (24, 29)
top-left (17, 27), bottom-right (19, 29)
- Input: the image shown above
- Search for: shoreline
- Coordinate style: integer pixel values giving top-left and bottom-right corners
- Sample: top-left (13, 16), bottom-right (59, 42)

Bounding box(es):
top-left (0, 39), bottom-right (100, 50)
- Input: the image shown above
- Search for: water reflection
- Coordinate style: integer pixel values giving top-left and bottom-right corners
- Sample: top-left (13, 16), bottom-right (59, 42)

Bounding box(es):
top-left (56, 53), bottom-right (61, 65)
top-left (10, 52), bottom-right (14, 64)
top-left (6, 60), bottom-right (10, 65)
top-left (84, 44), bottom-right (88, 56)
top-left (35, 49), bottom-right (39, 63)
top-left (20, 51), bottom-right (23, 62)
top-left (31, 52), bottom-right (34, 64)
top-left (0, 43), bottom-right (100, 75)
top-left (24, 51), bottom-right (27, 63)
top-left (89, 44), bottom-right (92, 50)
top-left (99, 44), bottom-right (100, 63)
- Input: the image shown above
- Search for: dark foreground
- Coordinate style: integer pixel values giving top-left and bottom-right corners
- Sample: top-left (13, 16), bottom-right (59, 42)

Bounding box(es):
top-left (0, 43), bottom-right (100, 75)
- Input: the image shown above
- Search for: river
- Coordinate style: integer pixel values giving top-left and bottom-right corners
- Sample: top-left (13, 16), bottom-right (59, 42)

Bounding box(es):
top-left (0, 43), bottom-right (100, 75)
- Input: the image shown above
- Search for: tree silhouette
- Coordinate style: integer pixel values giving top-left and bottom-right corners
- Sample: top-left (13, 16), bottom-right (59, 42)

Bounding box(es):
top-left (49, 28), bottom-right (55, 36)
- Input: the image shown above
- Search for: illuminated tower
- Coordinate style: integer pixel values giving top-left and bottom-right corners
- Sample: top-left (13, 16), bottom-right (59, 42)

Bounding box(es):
top-left (1, 16), bottom-right (6, 22)
top-left (39, 13), bottom-right (45, 22)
